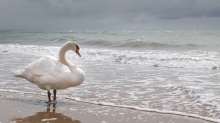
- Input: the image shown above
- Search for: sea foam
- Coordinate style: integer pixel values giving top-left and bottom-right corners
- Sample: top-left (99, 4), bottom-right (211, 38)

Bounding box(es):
top-left (1, 44), bottom-right (219, 69)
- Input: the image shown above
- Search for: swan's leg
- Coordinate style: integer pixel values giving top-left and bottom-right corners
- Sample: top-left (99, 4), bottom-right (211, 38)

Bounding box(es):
top-left (47, 90), bottom-right (51, 102)
top-left (53, 90), bottom-right (57, 101)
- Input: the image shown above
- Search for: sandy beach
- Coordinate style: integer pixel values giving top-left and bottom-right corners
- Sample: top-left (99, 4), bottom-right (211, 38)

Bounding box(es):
top-left (0, 91), bottom-right (212, 123)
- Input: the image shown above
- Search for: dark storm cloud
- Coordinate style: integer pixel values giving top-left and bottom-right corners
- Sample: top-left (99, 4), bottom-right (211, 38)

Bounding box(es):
top-left (1, 0), bottom-right (220, 29)
top-left (148, 0), bottom-right (220, 19)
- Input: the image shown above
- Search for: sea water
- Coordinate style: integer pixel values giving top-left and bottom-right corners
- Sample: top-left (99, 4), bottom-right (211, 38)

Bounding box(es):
top-left (0, 30), bottom-right (220, 122)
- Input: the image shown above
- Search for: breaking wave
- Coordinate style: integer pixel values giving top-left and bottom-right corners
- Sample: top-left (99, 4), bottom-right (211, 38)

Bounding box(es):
top-left (0, 44), bottom-right (219, 69)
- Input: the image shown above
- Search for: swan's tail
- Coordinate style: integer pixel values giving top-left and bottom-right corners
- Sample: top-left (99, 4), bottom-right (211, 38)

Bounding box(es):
top-left (11, 70), bottom-right (25, 78)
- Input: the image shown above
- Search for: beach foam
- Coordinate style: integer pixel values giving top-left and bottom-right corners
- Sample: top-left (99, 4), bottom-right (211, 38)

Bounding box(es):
top-left (0, 89), bottom-right (219, 123)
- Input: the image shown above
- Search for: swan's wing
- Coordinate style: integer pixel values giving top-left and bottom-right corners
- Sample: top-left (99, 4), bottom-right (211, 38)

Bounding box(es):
top-left (24, 56), bottom-right (69, 76)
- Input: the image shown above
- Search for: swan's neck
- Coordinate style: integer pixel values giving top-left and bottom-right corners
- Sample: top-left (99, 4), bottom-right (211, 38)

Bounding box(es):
top-left (59, 46), bottom-right (72, 67)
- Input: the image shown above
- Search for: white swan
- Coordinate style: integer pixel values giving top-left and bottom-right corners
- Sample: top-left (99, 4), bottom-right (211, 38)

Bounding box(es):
top-left (11, 41), bottom-right (85, 103)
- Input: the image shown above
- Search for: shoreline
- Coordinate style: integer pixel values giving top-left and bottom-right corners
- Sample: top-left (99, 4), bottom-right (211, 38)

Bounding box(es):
top-left (0, 91), bottom-right (214, 123)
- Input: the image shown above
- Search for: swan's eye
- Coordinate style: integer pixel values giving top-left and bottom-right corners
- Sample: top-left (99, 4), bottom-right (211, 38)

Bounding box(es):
top-left (76, 45), bottom-right (80, 50)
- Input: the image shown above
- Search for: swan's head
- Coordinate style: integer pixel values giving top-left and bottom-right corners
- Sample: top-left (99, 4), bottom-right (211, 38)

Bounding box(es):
top-left (65, 41), bottom-right (81, 57)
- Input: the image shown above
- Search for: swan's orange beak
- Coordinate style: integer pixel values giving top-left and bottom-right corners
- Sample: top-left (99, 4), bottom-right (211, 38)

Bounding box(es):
top-left (76, 49), bottom-right (81, 57)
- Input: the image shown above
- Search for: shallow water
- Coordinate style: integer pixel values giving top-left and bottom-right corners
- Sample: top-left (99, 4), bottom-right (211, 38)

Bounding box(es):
top-left (1, 51), bottom-right (220, 122)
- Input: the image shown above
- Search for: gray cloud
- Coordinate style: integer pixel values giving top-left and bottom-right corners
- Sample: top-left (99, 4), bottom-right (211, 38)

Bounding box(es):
top-left (0, 0), bottom-right (220, 29)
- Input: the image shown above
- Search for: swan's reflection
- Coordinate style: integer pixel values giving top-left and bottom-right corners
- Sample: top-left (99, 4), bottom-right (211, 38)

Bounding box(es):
top-left (12, 103), bottom-right (81, 123)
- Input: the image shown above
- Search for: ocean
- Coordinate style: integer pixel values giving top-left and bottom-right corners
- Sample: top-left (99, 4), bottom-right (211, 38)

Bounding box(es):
top-left (0, 29), bottom-right (220, 122)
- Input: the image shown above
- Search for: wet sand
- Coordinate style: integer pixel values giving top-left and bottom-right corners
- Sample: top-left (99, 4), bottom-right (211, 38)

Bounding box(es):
top-left (0, 91), bottom-right (213, 123)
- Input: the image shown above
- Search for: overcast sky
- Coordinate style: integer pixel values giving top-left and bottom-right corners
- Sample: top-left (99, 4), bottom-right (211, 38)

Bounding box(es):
top-left (1, 0), bottom-right (220, 30)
